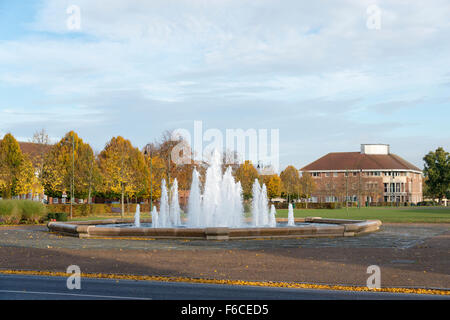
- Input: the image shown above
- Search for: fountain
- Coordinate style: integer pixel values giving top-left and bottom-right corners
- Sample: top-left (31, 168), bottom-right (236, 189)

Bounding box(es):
top-left (48, 149), bottom-right (382, 240)
top-left (269, 204), bottom-right (277, 228)
top-left (170, 178), bottom-right (181, 226)
top-left (288, 203), bottom-right (295, 227)
top-left (159, 179), bottom-right (170, 228)
top-left (134, 204), bottom-right (141, 228)
top-left (250, 179), bottom-right (271, 227)
top-left (187, 150), bottom-right (244, 228)
top-left (151, 206), bottom-right (159, 228)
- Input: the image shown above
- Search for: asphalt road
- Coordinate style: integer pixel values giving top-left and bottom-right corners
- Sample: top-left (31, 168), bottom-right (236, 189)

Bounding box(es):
top-left (0, 274), bottom-right (447, 300)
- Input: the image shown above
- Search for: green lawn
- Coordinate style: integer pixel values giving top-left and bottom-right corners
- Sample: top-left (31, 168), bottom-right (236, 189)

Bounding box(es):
top-left (67, 207), bottom-right (450, 224)
top-left (275, 207), bottom-right (450, 223)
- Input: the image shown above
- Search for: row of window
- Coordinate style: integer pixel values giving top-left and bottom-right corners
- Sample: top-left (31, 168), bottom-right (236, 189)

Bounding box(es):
top-left (311, 171), bottom-right (411, 177)
top-left (384, 183), bottom-right (408, 193)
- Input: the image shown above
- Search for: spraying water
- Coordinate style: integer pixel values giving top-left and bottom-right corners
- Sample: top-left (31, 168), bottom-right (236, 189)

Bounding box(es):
top-left (134, 204), bottom-right (141, 228)
top-left (151, 206), bottom-right (159, 228)
top-left (170, 178), bottom-right (181, 226)
top-left (187, 150), bottom-right (244, 228)
top-left (288, 203), bottom-right (295, 226)
top-left (251, 179), bottom-right (271, 227)
top-left (187, 168), bottom-right (202, 228)
top-left (251, 180), bottom-right (261, 227)
top-left (269, 204), bottom-right (277, 228)
top-left (260, 184), bottom-right (269, 226)
top-left (160, 179), bottom-right (170, 227)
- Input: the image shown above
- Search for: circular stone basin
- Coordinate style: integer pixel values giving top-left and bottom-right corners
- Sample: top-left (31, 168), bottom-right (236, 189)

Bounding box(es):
top-left (95, 222), bottom-right (338, 229)
top-left (47, 217), bottom-right (382, 241)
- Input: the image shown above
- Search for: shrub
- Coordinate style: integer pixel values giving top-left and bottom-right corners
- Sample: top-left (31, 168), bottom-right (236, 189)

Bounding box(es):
top-left (0, 200), bottom-right (21, 224)
top-left (47, 212), bottom-right (68, 222)
top-left (417, 201), bottom-right (437, 207)
top-left (19, 200), bottom-right (47, 224)
top-left (0, 200), bottom-right (47, 224)
top-left (0, 200), bottom-right (15, 216)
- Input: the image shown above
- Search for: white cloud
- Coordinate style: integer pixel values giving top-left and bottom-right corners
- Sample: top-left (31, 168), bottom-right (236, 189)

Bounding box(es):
top-left (1, 0), bottom-right (449, 167)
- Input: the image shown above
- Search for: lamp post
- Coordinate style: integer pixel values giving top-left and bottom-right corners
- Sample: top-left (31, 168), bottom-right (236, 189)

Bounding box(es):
top-left (70, 133), bottom-right (74, 220)
top-left (345, 170), bottom-right (349, 214)
top-left (358, 169), bottom-right (362, 209)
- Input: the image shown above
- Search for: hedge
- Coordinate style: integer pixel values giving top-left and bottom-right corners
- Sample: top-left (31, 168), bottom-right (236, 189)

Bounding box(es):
top-left (272, 202), bottom-right (346, 209)
top-left (47, 212), bottom-right (68, 222)
top-left (46, 203), bottom-right (152, 216)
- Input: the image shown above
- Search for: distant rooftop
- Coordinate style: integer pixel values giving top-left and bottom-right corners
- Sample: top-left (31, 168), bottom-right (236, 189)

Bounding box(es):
top-left (301, 144), bottom-right (421, 172)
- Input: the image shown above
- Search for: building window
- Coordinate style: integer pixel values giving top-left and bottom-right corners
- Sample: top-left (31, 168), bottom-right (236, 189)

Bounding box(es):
top-left (333, 172), bottom-right (338, 177)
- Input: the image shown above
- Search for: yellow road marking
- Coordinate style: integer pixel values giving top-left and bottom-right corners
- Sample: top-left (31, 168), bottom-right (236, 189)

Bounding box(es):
top-left (0, 269), bottom-right (448, 296)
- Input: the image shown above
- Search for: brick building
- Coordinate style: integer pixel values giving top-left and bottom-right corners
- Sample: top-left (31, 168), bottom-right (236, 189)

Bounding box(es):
top-left (300, 144), bottom-right (423, 204)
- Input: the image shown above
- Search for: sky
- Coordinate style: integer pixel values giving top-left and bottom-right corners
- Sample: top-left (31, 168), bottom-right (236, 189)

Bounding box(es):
top-left (0, 0), bottom-right (449, 171)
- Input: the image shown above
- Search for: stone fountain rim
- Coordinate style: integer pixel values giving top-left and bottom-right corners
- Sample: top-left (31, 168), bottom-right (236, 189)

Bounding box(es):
top-left (47, 217), bottom-right (382, 240)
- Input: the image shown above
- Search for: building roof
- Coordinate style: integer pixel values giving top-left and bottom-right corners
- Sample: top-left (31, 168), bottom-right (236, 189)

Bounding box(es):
top-left (300, 152), bottom-right (422, 172)
top-left (18, 142), bottom-right (51, 159)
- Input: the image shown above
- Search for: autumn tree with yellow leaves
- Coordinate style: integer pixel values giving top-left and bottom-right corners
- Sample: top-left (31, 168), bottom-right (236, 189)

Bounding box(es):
top-left (98, 136), bottom-right (148, 217)
top-left (262, 174), bottom-right (282, 200)
top-left (298, 172), bottom-right (316, 208)
top-left (41, 131), bottom-right (98, 200)
top-left (234, 160), bottom-right (260, 199)
top-left (280, 165), bottom-right (301, 202)
top-left (0, 133), bottom-right (35, 198)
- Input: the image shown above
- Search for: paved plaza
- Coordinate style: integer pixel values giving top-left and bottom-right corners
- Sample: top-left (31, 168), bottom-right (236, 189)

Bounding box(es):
top-left (0, 223), bottom-right (449, 289)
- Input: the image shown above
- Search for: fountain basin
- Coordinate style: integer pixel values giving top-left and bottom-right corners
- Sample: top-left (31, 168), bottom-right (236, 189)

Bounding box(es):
top-left (47, 217), bottom-right (382, 240)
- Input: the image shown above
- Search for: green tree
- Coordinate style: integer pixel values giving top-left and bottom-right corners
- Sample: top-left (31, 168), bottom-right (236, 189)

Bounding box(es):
top-left (423, 147), bottom-right (450, 203)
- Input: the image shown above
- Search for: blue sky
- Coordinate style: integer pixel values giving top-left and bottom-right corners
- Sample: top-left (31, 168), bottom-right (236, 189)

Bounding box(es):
top-left (0, 0), bottom-right (449, 171)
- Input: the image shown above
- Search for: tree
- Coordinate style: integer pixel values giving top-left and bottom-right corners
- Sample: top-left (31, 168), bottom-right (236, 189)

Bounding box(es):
top-left (234, 160), bottom-right (260, 199)
top-left (143, 155), bottom-right (167, 202)
top-left (30, 128), bottom-right (51, 178)
top-left (262, 174), bottom-right (282, 200)
top-left (98, 136), bottom-right (149, 217)
top-left (41, 131), bottom-right (97, 200)
top-left (423, 147), bottom-right (450, 203)
top-left (280, 165), bottom-right (300, 201)
top-left (14, 155), bottom-right (36, 196)
top-left (143, 131), bottom-right (192, 189)
top-left (0, 133), bottom-right (35, 198)
top-left (298, 173), bottom-right (316, 207)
